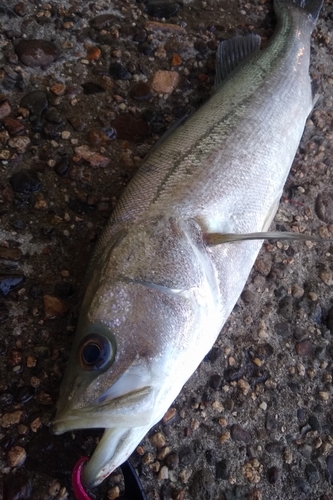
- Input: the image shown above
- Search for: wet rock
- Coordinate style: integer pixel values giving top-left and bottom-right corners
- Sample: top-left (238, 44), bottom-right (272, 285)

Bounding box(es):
top-left (216, 459), bottom-right (228, 480)
top-left (308, 415), bottom-right (320, 431)
top-left (305, 463), bottom-right (319, 484)
top-left (0, 247), bottom-right (22, 261)
top-left (189, 469), bottom-right (214, 500)
top-left (0, 99), bottom-right (11, 119)
top-left (274, 321), bottom-right (291, 337)
top-left (267, 466), bottom-right (280, 484)
top-left (315, 191), bottom-right (333, 223)
top-left (7, 446), bottom-right (27, 467)
top-left (0, 410), bottom-right (24, 428)
top-left (278, 296), bottom-right (294, 320)
top-left (326, 455), bottom-right (333, 482)
top-left (0, 274), bottom-right (25, 295)
top-left (203, 347), bottom-right (220, 363)
top-left (109, 62), bottom-right (131, 80)
top-left (20, 91), bottom-right (48, 130)
top-left (0, 302), bottom-right (9, 322)
top-left (146, 0), bottom-right (179, 19)
top-left (68, 116), bottom-right (86, 131)
top-left (241, 289), bottom-right (256, 304)
top-left (43, 295), bottom-right (69, 319)
top-left (179, 446), bottom-right (195, 465)
top-left (15, 39), bottom-right (58, 68)
top-left (151, 70), bottom-right (179, 94)
top-left (111, 114), bottom-right (150, 143)
top-left (55, 157), bottom-right (71, 177)
top-left (3, 117), bottom-right (25, 136)
top-left (295, 340), bottom-right (314, 356)
top-left (265, 441), bottom-right (284, 454)
top-left (209, 374), bottom-right (222, 390)
top-left (295, 477), bottom-right (311, 495)
top-left (3, 473), bottom-right (32, 500)
top-left (81, 82), bottom-right (106, 94)
top-left (10, 169), bottom-right (41, 193)
top-left (165, 452), bottom-right (179, 469)
top-left (90, 14), bottom-right (117, 29)
top-left (74, 145), bottom-right (110, 168)
top-left (130, 82), bottom-right (152, 101)
top-left (230, 424), bottom-right (251, 444)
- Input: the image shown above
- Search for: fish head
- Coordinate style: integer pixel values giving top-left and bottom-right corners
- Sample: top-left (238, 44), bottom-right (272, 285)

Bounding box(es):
top-left (51, 216), bottom-right (219, 486)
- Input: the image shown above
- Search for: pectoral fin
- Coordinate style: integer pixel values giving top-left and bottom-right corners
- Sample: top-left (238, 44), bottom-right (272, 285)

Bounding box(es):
top-left (205, 231), bottom-right (330, 246)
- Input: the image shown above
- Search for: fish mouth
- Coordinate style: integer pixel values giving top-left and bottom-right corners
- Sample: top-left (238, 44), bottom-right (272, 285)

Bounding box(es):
top-left (81, 425), bottom-right (150, 487)
top-left (51, 386), bottom-right (156, 435)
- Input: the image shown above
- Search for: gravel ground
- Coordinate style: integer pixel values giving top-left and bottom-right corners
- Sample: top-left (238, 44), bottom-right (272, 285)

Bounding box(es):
top-left (1, 0), bottom-right (333, 499)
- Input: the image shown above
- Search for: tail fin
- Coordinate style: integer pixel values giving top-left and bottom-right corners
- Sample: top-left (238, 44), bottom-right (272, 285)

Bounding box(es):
top-left (275, 0), bottom-right (323, 24)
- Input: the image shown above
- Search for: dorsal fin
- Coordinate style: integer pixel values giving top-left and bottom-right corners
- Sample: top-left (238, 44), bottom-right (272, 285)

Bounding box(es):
top-left (215, 34), bottom-right (261, 89)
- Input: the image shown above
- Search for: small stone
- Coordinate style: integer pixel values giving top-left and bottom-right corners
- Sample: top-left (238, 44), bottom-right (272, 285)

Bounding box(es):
top-left (158, 465), bottom-right (169, 480)
top-left (90, 14), bottom-right (117, 29)
top-left (295, 340), bottom-right (314, 356)
top-left (15, 39), bottom-right (58, 68)
top-left (146, 0), bottom-right (179, 19)
top-left (0, 99), bottom-right (11, 119)
top-left (3, 117), bottom-right (25, 136)
top-left (163, 407), bottom-right (176, 424)
top-left (0, 410), bottom-right (24, 428)
top-left (130, 82), bottom-right (152, 101)
top-left (315, 191), bottom-right (333, 223)
top-left (8, 136), bottom-right (30, 153)
top-left (230, 424), bottom-right (251, 443)
top-left (278, 296), bottom-right (294, 320)
top-left (107, 486), bottom-right (120, 499)
top-left (87, 128), bottom-right (110, 147)
top-left (179, 468), bottom-right (192, 483)
top-left (241, 289), bottom-right (256, 304)
top-left (30, 417), bottom-right (42, 432)
top-left (86, 46), bottom-right (101, 61)
top-left (209, 374), bottom-right (222, 390)
top-left (254, 255), bottom-right (272, 276)
top-left (7, 445), bottom-right (27, 467)
top-left (267, 466), bottom-right (279, 484)
top-left (109, 62), bottom-right (131, 80)
top-left (150, 432), bottom-right (166, 449)
top-left (220, 431), bottom-right (230, 443)
top-left (81, 82), bottom-right (106, 95)
top-left (171, 53), bottom-right (182, 66)
top-left (0, 247), bottom-right (22, 261)
top-left (179, 446), bottom-right (195, 465)
top-left (216, 459), bottom-right (228, 480)
top-left (166, 452), bottom-right (179, 469)
top-left (320, 270), bottom-right (333, 285)
top-left (43, 295), bottom-right (69, 319)
top-left (295, 477), bottom-right (311, 495)
top-left (291, 284), bottom-right (304, 298)
top-left (74, 145), bottom-right (110, 168)
top-left (319, 391), bottom-right (330, 401)
top-left (151, 70), bottom-right (179, 94)
top-left (111, 114), bottom-right (150, 143)
top-left (327, 455), bottom-right (333, 482)
top-left (305, 463), bottom-right (319, 484)
top-left (284, 447), bottom-right (293, 464)
top-left (50, 83), bottom-right (66, 96)
top-left (142, 452), bottom-right (154, 465)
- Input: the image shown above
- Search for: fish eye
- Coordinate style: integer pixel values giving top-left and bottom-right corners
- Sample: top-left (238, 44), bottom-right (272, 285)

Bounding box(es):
top-left (77, 333), bottom-right (114, 371)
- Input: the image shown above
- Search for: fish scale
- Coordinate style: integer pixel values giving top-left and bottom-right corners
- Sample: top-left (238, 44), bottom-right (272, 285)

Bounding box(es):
top-left (52, 0), bottom-right (324, 489)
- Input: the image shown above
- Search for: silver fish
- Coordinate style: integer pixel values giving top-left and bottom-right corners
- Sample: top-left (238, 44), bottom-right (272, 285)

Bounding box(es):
top-left (52, 0), bottom-right (323, 487)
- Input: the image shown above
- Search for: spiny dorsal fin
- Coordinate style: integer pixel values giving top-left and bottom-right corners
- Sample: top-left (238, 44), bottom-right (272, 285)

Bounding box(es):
top-left (205, 231), bottom-right (332, 246)
top-left (215, 34), bottom-right (261, 89)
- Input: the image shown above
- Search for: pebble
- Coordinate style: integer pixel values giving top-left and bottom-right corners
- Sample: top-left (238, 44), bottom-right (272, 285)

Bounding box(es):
top-left (3, 117), bottom-right (26, 136)
top-left (241, 289), bottom-right (256, 304)
top-left (150, 432), bottom-right (166, 449)
top-left (130, 82), bottom-right (152, 101)
top-left (0, 247), bottom-right (22, 261)
top-left (278, 296), bottom-right (294, 320)
top-left (81, 82), bottom-right (106, 94)
top-left (158, 465), bottom-right (169, 480)
top-left (179, 446), bottom-right (195, 465)
top-left (171, 53), bottom-right (182, 66)
top-left (327, 455), bottom-right (333, 482)
top-left (0, 410), bottom-right (24, 428)
top-left (43, 295), bottom-right (69, 319)
top-left (74, 145), bottom-right (110, 168)
top-left (267, 466), bottom-right (279, 484)
top-left (109, 62), bottom-right (131, 80)
top-left (90, 14), bottom-right (117, 30)
top-left (15, 39), bottom-right (58, 68)
top-left (243, 459), bottom-right (262, 484)
top-left (216, 459), bottom-right (228, 480)
top-left (291, 284), bottom-right (304, 298)
top-left (20, 91), bottom-right (48, 130)
top-left (295, 340), bottom-right (314, 356)
top-left (0, 99), bottom-right (11, 119)
top-left (315, 191), bottom-right (333, 223)
top-left (305, 463), bottom-right (319, 484)
top-left (111, 114), bottom-right (150, 143)
top-left (320, 270), bottom-right (333, 285)
top-left (7, 445), bottom-right (27, 467)
top-left (10, 169), bottom-right (41, 193)
top-left (162, 407), bottom-right (177, 424)
top-left (151, 70), bottom-right (180, 94)
top-left (146, 0), bottom-right (179, 19)
top-left (189, 469), bottom-right (214, 499)
top-left (166, 452), bottom-right (179, 469)
top-left (230, 424), bottom-right (251, 444)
